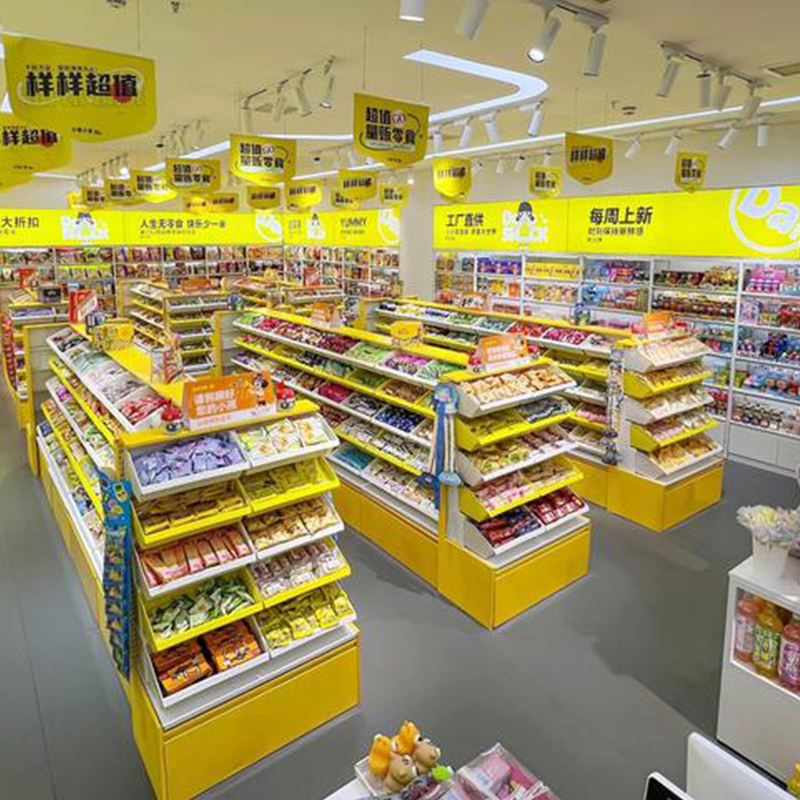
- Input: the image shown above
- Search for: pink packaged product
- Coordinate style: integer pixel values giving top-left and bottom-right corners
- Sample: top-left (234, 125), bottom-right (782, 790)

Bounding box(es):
top-left (456, 744), bottom-right (559, 800)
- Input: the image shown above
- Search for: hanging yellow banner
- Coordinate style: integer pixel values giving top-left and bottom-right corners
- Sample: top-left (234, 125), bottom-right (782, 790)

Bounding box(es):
top-left (132, 170), bottom-right (177, 204)
top-left (337, 169), bottom-right (377, 201)
top-left (67, 191), bottom-right (89, 211)
top-left (529, 166), bottom-right (562, 198)
top-left (81, 186), bottom-right (106, 208)
top-left (565, 132), bottom-right (614, 186)
top-left (166, 158), bottom-right (221, 193)
top-left (353, 93), bottom-right (429, 168)
top-left (287, 180), bottom-right (322, 211)
top-left (380, 184), bottom-right (408, 207)
top-left (331, 189), bottom-right (361, 210)
top-left (105, 178), bottom-right (137, 205)
top-left (0, 172), bottom-right (31, 194)
top-left (3, 35), bottom-right (156, 142)
top-left (229, 134), bottom-right (295, 185)
top-left (0, 113), bottom-right (70, 177)
top-left (674, 151), bottom-right (707, 193)
top-left (433, 157), bottom-right (471, 201)
top-left (183, 192), bottom-right (239, 214)
top-left (247, 185), bottom-right (281, 210)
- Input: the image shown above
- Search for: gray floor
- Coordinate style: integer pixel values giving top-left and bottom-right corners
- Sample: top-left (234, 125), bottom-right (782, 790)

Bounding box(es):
top-left (2, 384), bottom-right (797, 800)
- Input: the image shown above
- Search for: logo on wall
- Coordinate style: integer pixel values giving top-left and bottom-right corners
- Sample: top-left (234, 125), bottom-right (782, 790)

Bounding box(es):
top-left (729, 186), bottom-right (800, 254)
top-left (60, 212), bottom-right (111, 242)
top-left (501, 202), bottom-right (550, 245)
top-left (254, 211), bottom-right (283, 243)
top-left (305, 213), bottom-right (327, 241)
top-left (377, 208), bottom-right (401, 245)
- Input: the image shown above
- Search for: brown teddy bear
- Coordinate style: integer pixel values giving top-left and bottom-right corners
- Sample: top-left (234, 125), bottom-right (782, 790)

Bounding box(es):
top-left (384, 753), bottom-right (418, 793)
top-left (413, 738), bottom-right (441, 775)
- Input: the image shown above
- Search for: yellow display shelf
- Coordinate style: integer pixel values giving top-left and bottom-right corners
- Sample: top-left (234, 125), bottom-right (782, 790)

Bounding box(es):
top-left (454, 410), bottom-right (572, 452)
top-left (579, 364), bottom-right (609, 382)
top-left (168, 315), bottom-right (213, 328)
top-left (138, 568), bottom-right (263, 653)
top-left (458, 460), bottom-right (583, 522)
top-left (375, 322), bottom-right (476, 352)
top-left (259, 559), bottom-right (351, 610)
top-left (441, 356), bottom-right (551, 383)
top-left (570, 412), bottom-right (607, 432)
top-left (42, 403), bottom-right (103, 516)
top-left (630, 419), bottom-right (718, 453)
top-left (239, 458), bottom-right (339, 516)
top-left (133, 298), bottom-right (164, 315)
top-left (134, 326), bottom-right (164, 345)
top-left (623, 369), bottom-right (712, 399)
top-left (180, 345), bottom-right (213, 357)
top-left (335, 430), bottom-right (424, 477)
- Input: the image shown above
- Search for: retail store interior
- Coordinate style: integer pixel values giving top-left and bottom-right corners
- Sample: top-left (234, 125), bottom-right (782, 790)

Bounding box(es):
top-left (2, 2), bottom-right (800, 800)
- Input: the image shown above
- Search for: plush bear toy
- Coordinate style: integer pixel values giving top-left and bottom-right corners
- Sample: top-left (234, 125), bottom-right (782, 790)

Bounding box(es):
top-left (384, 753), bottom-right (418, 793)
top-left (392, 720), bottom-right (421, 756)
top-left (367, 734), bottom-right (393, 780)
top-left (413, 738), bottom-right (441, 775)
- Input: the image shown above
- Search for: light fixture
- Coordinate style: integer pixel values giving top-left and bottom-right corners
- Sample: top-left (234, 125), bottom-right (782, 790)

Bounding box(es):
top-left (474, 158), bottom-right (483, 173)
top-left (625, 135), bottom-right (642, 159)
top-left (432, 127), bottom-right (443, 153)
top-left (1, 94), bottom-right (11, 113)
top-left (333, 151), bottom-right (341, 169)
top-left (543, 149), bottom-right (554, 167)
top-left (756, 117), bottom-right (770, 148)
top-left (399, 0), bottom-right (427, 22)
top-left (456, 0), bottom-right (490, 39)
top-left (583, 27), bottom-right (606, 78)
top-left (320, 61), bottom-right (335, 109)
top-left (713, 71), bottom-right (732, 111)
top-left (272, 86), bottom-right (286, 122)
top-left (496, 158), bottom-right (505, 174)
top-left (407, 171), bottom-right (415, 185)
top-left (527, 102), bottom-right (544, 138)
top-left (528, 8), bottom-right (561, 63)
top-left (697, 65), bottom-right (712, 108)
top-left (294, 75), bottom-right (312, 117)
top-left (657, 47), bottom-right (683, 98)
top-left (347, 148), bottom-right (358, 168)
top-left (718, 123), bottom-right (740, 151)
top-left (459, 118), bottom-right (474, 148)
top-left (120, 155), bottom-right (131, 179)
top-left (481, 112), bottom-right (500, 143)
top-left (514, 154), bottom-right (526, 173)
top-left (665, 131), bottom-right (682, 157)
top-left (742, 83), bottom-right (763, 120)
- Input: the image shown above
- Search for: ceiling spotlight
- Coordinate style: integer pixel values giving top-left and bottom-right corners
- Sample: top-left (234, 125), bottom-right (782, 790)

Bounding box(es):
top-left (496, 158), bottom-right (505, 175)
top-left (583, 28), bottom-right (607, 78)
top-left (481, 112), bottom-right (500, 144)
top-left (399, 0), bottom-right (427, 22)
top-left (718, 124), bottom-right (740, 151)
top-left (474, 158), bottom-right (483, 174)
top-left (625, 135), bottom-right (642, 159)
top-left (656, 47), bottom-right (683, 98)
top-left (294, 75), bottom-right (312, 117)
top-left (742, 83), bottom-right (763, 120)
top-left (320, 61), bottom-right (335, 109)
top-left (407, 171), bottom-right (415, 185)
top-left (665, 131), bottom-right (682, 157)
top-left (697, 65), bottom-right (712, 108)
top-left (272, 86), bottom-right (286, 122)
top-left (457, 0), bottom-right (490, 39)
top-left (543, 149), bottom-right (554, 167)
top-left (514, 154), bottom-right (526, 173)
top-left (713, 72), bottom-right (732, 111)
top-left (120, 155), bottom-right (131, 179)
top-left (756, 117), bottom-right (769, 148)
top-left (528, 9), bottom-right (561, 63)
top-left (459, 118), bottom-right (474, 148)
top-left (527, 102), bottom-right (544, 138)
top-left (432, 127), bottom-right (443, 154)
top-left (347, 148), bottom-right (358, 168)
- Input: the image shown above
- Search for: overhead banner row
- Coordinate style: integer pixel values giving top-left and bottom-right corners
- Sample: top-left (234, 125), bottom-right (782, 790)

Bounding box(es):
top-left (434, 185), bottom-right (800, 259)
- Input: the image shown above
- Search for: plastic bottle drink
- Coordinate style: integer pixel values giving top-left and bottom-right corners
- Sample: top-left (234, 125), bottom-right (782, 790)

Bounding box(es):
top-left (734, 593), bottom-right (763, 663)
top-left (778, 615), bottom-right (800, 691)
top-left (752, 602), bottom-right (784, 679)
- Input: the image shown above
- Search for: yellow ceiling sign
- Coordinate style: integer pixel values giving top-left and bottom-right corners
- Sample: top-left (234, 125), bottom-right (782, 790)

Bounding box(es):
top-left (331, 189), bottom-right (361, 210)
top-left (433, 157), bottom-right (471, 201)
top-left (166, 158), bottom-right (221, 193)
top-left (530, 166), bottom-right (562, 199)
top-left (337, 169), bottom-right (377, 201)
top-left (247, 185), bottom-right (281, 210)
top-left (230, 134), bottom-right (296, 185)
top-left (0, 112), bottom-right (70, 177)
top-left (105, 178), bottom-right (137, 205)
top-left (0, 172), bottom-right (31, 194)
top-left (287, 180), bottom-right (322, 211)
top-left (353, 93), bottom-right (429, 168)
top-left (81, 186), bottom-right (106, 208)
top-left (183, 192), bottom-right (240, 214)
top-left (380, 184), bottom-right (408, 207)
top-left (674, 151), bottom-right (707, 193)
top-left (3, 35), bottom-right (157, 142)
top-left (565, 132), bottom-right (613, 186)
top-left (133, 170), bottom-right (177, 204)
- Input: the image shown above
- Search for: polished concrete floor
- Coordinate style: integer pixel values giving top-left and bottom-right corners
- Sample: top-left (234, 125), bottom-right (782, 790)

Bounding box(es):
top-left (2, 388), bottom-right (797, 800)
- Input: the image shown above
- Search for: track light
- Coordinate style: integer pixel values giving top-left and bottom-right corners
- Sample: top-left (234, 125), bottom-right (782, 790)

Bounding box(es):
top-left (657, 48), bottom-right (682, 98)
top-left (272, 87), bottom-right (286, 122)
top-left (474, 158), bottom-right (483, 174)
top-left (120, 155), bottom-right (130, 179)
top-left (528, 9), bottom-right (561, 63)
top-left (527, 102), bottom-right (544, 138)
top-left (713, 72), bottom-right (732, 111)
top-left (718, 124), bottom-right (740, 151)
top-left (481, 112), bottom-right (500, 144)
top-left (333, 151), bottom-right (341, 170)
top-left (514, 154), bottom-right (526, 173)
top-left (320, 61), bottom-right (335, 109)
top-left (697, 65), bottom-right (712, 108)
top-left (543, 149), bottom-right (554, 167)
top-left (665, 132), bottom-right (681, 157)
top-left (456, 0), bottom-right (490, 39)
top-left (742, 83), bottom-right (763, 120)
top-left (496, 158), bottom-right (505, 175)
top-left (756, 117), bottom-right (769, 148)
top-left (459, 118), bottom-right (474, 148)
top-left (399, 0), bottom-right (427, 22)
top-left (432, 127), bottom-right (443, 153)
top-left (584, 28), bottom-right (606, 77)
top-left (625, 135), bottom-right (642, 159)
top-left (347, 148), bottom-right (358, 168)
top-left (407, 171), bottom-right (415, 185)
top-left (294, 75), bottom-right (312, 117)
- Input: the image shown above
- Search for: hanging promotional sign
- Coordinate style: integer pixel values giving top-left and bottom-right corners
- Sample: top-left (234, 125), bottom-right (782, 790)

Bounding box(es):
top-left (183, 373), bottom-right (276, 430)
top-left (337, 169), bottom-right (377, 201)
top-left (565, 132), bottom-right (614, 186)
top-left (0, 172), bottom-right (31, 193)
top-left (247, 185), bottom-right (281, 210)
top-left (132, 170), bottom-right (177, 204)
top-left (529, 166), bottom-right (562, 198)
top-left (105, 178), bottom-right (137, 205)
top-left (3, 35), bottom-right (157, 142)
top-left (433, 157), bottom-right (471, 201)
top-left (353, 92), bottom-right (429, 168)
top-left (183, 191), bottom-right (239, 214)
top-left (81, 185), bottom-right (106, 208)
top-left (166, 158), bottom-right (221, 193)
top-left (67, 191), bottom-right (89, 211)
top-left (0, 113), bottom-right (70, 178)
top-left (331, 189), bottom-right (361, 210)
top-left (286, 179), bottom-right (322, 211)
top-left (674, 151), bottom-right (708, 193)
top-left (380, 184), bottom-right (408, 207)
top-left (229, 134), bottom-right (296, 185)
top-left (475, 334), bottom-right (530, 372)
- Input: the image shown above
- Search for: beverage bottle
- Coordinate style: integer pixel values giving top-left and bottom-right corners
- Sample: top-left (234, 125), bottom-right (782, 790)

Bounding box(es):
top-left (733, 593), bottom-right (763, 663)
top-left (778, 615), bottom-right (800, 691)
top-left (752, 602), bottom-right (784, 679)
top-left (789, 763), bottom-right (800, 798)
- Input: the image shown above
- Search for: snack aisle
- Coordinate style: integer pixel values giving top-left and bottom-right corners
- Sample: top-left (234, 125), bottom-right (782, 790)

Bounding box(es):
top-left (32, 324), bottom-right (361, 800)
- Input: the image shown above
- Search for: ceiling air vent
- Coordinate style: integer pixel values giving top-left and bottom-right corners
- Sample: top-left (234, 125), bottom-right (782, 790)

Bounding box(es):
top-left (764, 61), bottom-right (800, 78)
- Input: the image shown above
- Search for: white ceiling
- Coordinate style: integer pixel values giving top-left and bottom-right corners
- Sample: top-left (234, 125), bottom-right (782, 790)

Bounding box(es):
top-left (3, 0), bottom-right (800, 178)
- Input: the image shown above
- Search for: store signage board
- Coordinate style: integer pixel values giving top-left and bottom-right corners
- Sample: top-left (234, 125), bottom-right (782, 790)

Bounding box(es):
top-left (390, 320), bottom-right (424, 347)
top-left (247, 186), bottom-right (281, 210)
top-left (69, 289), bottom-right (98, 323)
top-left (331, 189), bottom-right (361, 210)
top-left (0, 112), bottom-right (70, 178)
top-left (3, 36), bottom-right (157, 142)
top-left (475, 334), bottom-right (530, 372)
top-left (337, 169), bottom-right (377, 202)
top-left (132, 171), bottom-right (177, 204)
top-left (530, 166), bottom-right (562, 198)
top-left (674, 151), bottom-right (707, 193)
top-left (122, 211), bottom-right (279, 245)
top-left (183, 192), bottom-right (240, 215)
top-left (287, 180), bottom-right (323, 211)
top-left (353, 93), bottom-right (429, 168)
top-left (81, 186), bottom-right (106, 208)
top-left (433, 157), bottom-right (471, 201)
top-left (284, 208), bottom-right (401, 247)
top-left (230, 134), bottom-right (296, 186)
top-left (105, 178), bottom-right (137, 205)
top-left (166, 158), bottom-right (221, 193)
top-left (183, 373), bottom-right (276, 430)
top-left (380, 184), bottom-right (408, 207)
top-left (565, 132), bottom-right (614, 186)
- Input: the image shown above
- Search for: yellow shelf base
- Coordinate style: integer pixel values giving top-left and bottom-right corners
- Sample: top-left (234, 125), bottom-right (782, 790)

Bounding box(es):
top-left (570, 455), bottom-right (610, 508)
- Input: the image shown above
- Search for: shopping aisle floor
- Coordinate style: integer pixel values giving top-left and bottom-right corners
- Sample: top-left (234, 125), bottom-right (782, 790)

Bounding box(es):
top-left (2, 387), bottom-right (795, 800)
